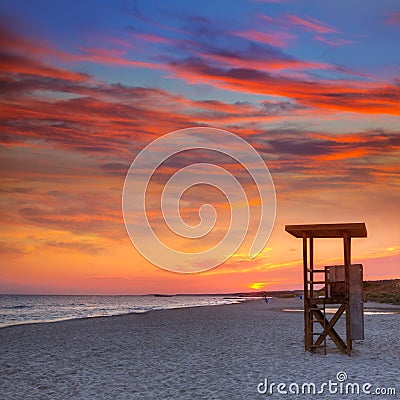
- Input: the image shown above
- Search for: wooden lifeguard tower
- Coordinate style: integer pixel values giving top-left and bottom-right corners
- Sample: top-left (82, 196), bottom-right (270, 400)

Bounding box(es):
top-left (285, 223), bottom-right (367, 355)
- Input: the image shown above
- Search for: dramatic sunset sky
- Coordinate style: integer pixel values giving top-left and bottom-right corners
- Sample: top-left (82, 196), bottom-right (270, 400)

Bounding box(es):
top-left (1, 0), bottom-right (399, 294)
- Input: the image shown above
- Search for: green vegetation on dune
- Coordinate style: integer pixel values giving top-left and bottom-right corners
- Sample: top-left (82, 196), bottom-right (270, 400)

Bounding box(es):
top-left (363, 279), bottom-right (400, 305)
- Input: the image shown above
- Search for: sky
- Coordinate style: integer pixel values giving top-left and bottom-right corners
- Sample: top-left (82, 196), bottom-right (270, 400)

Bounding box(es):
top-left (1, 0), bottom-right (399, 294)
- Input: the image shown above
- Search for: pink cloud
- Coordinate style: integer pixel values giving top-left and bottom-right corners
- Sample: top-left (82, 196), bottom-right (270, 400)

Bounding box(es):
top-left (254, 0), bottom-right (286, 3)
top-left (286, 14), bottom-right (337, 34)
top-left (133, 33), bottom-right (172, 44)
top-left (314, 35), bottom-right (354, 47)
top-left (0, 24), bottom-right (164, 76)
top-left (235, 30), bottom-right (295, 48)
top-left (385, 11), bottom-right (400, 25)
top-left (74, 46), bottom-right (161, 69)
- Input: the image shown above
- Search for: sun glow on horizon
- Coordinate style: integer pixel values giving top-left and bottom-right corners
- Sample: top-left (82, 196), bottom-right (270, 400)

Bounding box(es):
top-left (249, 282), bottom-right (267, 290)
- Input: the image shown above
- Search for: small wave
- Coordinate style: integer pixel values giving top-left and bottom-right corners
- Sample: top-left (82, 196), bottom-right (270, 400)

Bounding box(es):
top-left (0, 295), bottom-right (253, 327)
top-left (1, 305), bottom-right (32, 310)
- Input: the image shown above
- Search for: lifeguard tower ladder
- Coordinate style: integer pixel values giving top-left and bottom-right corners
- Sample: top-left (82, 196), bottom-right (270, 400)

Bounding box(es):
top-left (285, 223), bottom-right (367, 355)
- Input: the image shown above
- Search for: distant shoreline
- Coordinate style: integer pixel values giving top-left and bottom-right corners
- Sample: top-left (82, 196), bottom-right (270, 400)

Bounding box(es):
top-left (1, 278), bottom-right (399, 304)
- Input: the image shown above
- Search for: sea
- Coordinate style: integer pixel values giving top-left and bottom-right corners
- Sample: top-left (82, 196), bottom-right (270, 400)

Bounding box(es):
top-left (0, 294), bottom-right (251, 328)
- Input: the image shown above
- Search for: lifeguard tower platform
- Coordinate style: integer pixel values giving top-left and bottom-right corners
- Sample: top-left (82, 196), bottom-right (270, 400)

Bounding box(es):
top-left (285, 223), bottom-right (367, 355)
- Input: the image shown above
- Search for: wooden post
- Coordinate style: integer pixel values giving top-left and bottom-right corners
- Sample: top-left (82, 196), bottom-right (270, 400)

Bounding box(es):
top-left (344, 233), bottom-right (352, 354)
top-left (310, 237), bottom-right (314, 298)
top-left (309, 236), bottom-right (314, 344)
top-left (303, 233), bottom-right (309, 351)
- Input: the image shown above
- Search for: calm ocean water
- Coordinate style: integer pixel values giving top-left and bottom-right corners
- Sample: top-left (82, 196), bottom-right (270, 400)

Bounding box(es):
top-left (0, 295), bottom-right (250, 328)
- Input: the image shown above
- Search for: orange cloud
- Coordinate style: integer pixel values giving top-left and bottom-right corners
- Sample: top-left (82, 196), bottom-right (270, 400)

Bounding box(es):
top-left (169, 59), bottom-right (400, 115)
top-left (314, 147), bottom-right (368, 161)
top-left (1, 52), bottom-right (88, 82)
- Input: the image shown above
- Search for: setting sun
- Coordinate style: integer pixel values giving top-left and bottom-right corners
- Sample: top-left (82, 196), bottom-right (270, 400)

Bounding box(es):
top-left (249, 282), bottom-right (266, 290)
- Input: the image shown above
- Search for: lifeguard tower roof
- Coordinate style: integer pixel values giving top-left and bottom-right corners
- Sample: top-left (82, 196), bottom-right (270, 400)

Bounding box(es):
top-left (285, 223), bottom-right (367, 238)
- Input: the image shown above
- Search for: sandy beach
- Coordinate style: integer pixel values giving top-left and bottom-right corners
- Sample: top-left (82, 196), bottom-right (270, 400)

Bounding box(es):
top-left (1, 298), bottom-right (399, 399)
